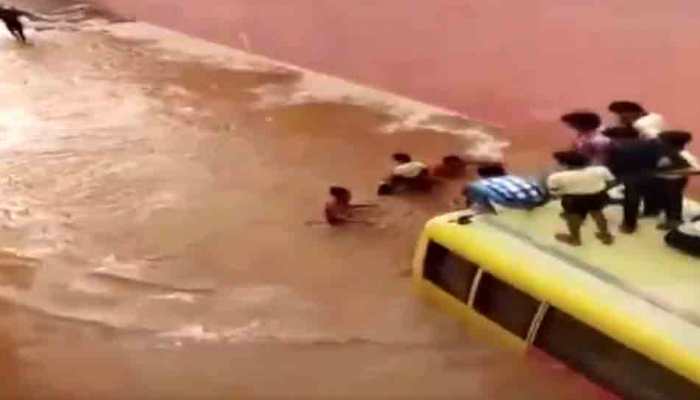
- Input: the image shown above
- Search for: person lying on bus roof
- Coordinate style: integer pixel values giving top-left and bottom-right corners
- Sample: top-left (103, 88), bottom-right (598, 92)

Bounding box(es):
top-left (665, 214), bottom-right (700, 257)
top-left (324, 186), bottom-right (376, 226)
top-left (561, 111), bottom-right (610, 165)
top-left (605, 130), bottom-right (690, 234)
top-left (377, 153), bottom-right (434, 195)
top-left (654, 131), bottom-right (697, 230)
top-left (608, 100), bottom-right (668, 139)
top-left (462, 164), bottom-right (547, 214)
top-left (547, 151), bottom-right (616, 246)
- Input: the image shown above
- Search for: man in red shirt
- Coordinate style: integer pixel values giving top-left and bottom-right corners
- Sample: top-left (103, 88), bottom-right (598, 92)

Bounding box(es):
top-left (430, 155), bottom-right (469, 179)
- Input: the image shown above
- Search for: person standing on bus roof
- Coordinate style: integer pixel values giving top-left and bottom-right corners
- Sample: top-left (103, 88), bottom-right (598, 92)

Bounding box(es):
top-left (547, 151), bottom-right (616, 246)
top-left (608, 101), bottom-right (668, 139)
top-left (655, 131), bottom-right (697, 230)
top-left (561, 111), bottom-right (610, 165)
top-left (608, 101), bottom-right (670, 217)
top-left (605, 132), bottom-right (689, 233)
top-left (463, 164), bottom-right (547, 214)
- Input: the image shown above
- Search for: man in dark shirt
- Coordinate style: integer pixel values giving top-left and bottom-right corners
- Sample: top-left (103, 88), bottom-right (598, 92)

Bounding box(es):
top-left (607, 133), bottom-right (689, 233)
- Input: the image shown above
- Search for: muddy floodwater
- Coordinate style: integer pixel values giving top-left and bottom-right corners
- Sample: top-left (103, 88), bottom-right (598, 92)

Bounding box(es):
top-left (0, 1), bottom-right (652, 399)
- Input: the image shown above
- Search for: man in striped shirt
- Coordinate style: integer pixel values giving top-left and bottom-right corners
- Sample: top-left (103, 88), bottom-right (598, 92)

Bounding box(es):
top-left (463, 164), bottom-right (548, 214)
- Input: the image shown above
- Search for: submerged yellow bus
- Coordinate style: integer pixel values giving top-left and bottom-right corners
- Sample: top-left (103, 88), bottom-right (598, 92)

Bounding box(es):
top-left (412, 200), bottom-right (700, 400)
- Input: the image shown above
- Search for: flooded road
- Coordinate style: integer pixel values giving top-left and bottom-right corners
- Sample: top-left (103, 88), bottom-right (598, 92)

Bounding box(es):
top-left (0, 1), bottom-right (629, 398)
top-left (90, 0), bottom-right (700, 163)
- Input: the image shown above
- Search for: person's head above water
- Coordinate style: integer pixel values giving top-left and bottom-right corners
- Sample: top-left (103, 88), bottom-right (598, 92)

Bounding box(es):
top-left (392, 153), bottom-right (412, 164)
top-left (601, 126), bottom-right (639, 140)
top-left (658, 130), bottom-right (693, 150)
top-left (329, 186), bottom-right (351, 203)
top-left (553, 150), bottom-right (590, 168)
top-left (477, 164), bottom-right (506, 178)
top-left (608, 101), bottom-right (648, 126)
top-left (561, 111), bottom-right (602, 133)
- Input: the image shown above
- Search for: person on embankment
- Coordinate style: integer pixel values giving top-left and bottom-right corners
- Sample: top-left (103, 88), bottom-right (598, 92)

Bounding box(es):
top-left (0, 5), bottom-right (33, 43)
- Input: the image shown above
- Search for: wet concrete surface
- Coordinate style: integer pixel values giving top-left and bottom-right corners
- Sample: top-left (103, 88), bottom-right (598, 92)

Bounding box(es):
top-left (0, 1), bottom-right (672, 398)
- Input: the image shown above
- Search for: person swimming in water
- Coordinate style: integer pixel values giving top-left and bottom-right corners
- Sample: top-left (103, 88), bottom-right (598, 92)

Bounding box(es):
top-left (377, 153), bottom-right (434, 195)
top-left (322, 186), bottom-right (377, 226)
top-left (0, 5), bottom-right (33, 43)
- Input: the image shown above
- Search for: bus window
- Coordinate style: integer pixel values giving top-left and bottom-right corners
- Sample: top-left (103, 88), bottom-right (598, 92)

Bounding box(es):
top-left (423, 241), bottom-right (478, 303)
top-left (473, 272), bottom-right (540, 339)
top-left (534, 307), bottom-right (700, 400)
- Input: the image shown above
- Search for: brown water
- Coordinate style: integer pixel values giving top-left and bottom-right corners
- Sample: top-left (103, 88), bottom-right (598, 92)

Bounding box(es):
top-left (0, 1), bottom-right (622, 398)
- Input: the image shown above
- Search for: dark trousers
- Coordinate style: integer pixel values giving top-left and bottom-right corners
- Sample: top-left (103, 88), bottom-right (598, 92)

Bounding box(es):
top-left (661, 177), bottom-right (688, 223)
top-left (3, 20), bottom-right (25, 42)
top-left (666, 228), bottom-right (700, 256)
top-left (641, 179), bottom-right (663, 216)
top-left (621, 175), bottom-right (659, 230)
top-left (622, 181), bottom-right (643, 230)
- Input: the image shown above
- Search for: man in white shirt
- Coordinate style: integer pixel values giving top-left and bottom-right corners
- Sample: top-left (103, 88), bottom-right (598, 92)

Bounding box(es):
top-left (377, 153), bottom-right (432, 195)
top-left (547, 151), bottom-right (617, 246)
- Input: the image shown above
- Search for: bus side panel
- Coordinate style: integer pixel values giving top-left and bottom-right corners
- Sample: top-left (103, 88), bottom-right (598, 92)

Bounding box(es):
top-left (411, 231), bottom-right (430, 285)
top-left (416, 278), bottom-right (526, 353)
top-left (426, 223), bottom-right (700, 387)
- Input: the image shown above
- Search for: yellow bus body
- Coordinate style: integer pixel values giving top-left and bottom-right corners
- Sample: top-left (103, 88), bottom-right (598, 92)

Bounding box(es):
top-left (413, 200), bottom-right (700, 396)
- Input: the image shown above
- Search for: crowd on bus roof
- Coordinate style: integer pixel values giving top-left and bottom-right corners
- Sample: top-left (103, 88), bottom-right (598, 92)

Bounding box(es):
top-left (320, 100), bottom-right (700, 256)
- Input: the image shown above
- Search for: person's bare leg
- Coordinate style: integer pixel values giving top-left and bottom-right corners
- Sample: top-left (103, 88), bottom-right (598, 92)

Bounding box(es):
top-left (591, 210), bottom-right (613, 245)
top-left (555, 214), bottom-right (583, 246)
top-left (6, 26), bottom-right (18, 41)
top-left (15, 26), bottom-right (26, 43)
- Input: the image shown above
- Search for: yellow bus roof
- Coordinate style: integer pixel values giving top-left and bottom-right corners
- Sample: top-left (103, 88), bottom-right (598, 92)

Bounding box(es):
top-left (422, 200), bottom-right (700, 384)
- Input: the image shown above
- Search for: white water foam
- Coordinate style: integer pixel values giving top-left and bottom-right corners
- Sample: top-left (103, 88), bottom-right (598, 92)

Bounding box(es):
top-left (149, 292), bottom-right (197, 303)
